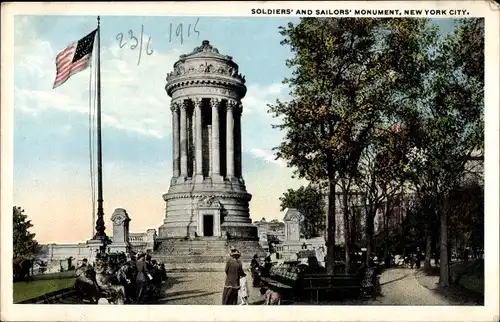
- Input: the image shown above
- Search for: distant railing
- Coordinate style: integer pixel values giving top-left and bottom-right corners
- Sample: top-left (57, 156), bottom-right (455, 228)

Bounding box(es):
top-left (129, 235), bottom-right (145, 242)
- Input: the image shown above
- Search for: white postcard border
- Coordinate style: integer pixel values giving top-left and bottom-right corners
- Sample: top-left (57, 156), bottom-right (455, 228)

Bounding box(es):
top-left (1, 1), bottom-right (498, 322)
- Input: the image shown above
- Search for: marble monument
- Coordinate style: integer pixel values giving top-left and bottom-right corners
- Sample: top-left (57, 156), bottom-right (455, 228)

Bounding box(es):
top-left (158, 40), bottom-right (258, 241)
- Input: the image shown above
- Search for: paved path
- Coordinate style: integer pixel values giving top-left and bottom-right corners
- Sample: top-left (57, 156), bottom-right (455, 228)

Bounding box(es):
top-left (157, 269), bottom-right (265, 305)
top-left (375, 268), bottom-right (449, 305)
top-left (158, 268), bottom-right (450, 305)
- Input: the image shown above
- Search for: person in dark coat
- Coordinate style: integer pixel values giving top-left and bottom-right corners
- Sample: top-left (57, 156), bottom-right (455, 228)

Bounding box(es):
top-left (160, 263), bottom-right (167, 282)
top-left (222, 248), bottom-right (244, 305)
top-left (415, 247), bottom-right (422, 269)
top-left (135, 252), bottom-right (152, 303)
top-left (250, 254), bottom-right (260, 287)
top-left (261, 256), bottom-right (272, 278)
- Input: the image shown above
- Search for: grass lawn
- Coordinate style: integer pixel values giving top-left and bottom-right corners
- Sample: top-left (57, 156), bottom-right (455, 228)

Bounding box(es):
top-left (13, 277), bottom-right (75, 303)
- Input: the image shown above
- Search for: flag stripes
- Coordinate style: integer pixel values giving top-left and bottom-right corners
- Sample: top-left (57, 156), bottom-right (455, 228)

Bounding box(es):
top-left (53, 29), bottom-right (97, 89)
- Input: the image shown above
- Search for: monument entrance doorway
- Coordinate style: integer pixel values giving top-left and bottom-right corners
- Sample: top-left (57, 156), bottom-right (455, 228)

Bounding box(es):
top-left (203, 215), bottom-right (214, 237)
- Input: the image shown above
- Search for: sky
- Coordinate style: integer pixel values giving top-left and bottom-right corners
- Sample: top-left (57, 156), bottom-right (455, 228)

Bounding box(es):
top-left (13, 16), bottom-right (455, 244)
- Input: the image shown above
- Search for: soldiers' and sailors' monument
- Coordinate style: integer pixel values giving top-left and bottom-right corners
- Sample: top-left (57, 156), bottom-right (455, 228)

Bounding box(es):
top-left (155, 40), bottom-right (263, 265)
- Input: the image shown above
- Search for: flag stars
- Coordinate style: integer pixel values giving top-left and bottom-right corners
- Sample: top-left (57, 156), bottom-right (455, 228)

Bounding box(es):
top-left (53, 29), bottom-right (97, 89)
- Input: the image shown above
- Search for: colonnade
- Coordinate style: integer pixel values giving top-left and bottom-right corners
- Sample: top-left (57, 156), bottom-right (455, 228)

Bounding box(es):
top-left (170, 97), bottom-right (242, 182)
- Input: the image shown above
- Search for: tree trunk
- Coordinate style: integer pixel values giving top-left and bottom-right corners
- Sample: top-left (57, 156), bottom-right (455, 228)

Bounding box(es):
top-left (384, 200), bottom-right (390, 268)
top-left (424, 233), bottom-right (432, 270)
top-left (365, 207), bottom-right (375, 266)
top-left (425, 206), bottom-right (436, 269)
top-left (431, 223), bottom-right (438, 267)
top-left (439, 203), bottom-right (450, 286)
top-left (351, 206), bottom-right (357, 252)
top-left (326, 163), bottom-right (337, 275)
top-left (342, 186), bottom-right (351, 274)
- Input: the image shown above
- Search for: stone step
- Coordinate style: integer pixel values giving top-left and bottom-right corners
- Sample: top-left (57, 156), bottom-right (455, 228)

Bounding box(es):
top-left (158, 251), bottom-right (229, 256)
top-left (155, 255), bottom-right (229, 263)
top-left (152, 238), bottom-right (265, 271)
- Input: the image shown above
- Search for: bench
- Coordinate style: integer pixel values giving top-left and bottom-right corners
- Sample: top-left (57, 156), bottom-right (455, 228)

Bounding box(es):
top-left (300, 274), bottom-right (362, 303)
top-left (262, 273), bottom-right (363, 304)
top-left (260, 277), bottom-right (293, 290)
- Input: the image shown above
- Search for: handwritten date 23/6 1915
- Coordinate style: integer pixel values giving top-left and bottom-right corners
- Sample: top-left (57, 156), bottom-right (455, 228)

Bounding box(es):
top-left (116, 19), bottom-right (201, 66)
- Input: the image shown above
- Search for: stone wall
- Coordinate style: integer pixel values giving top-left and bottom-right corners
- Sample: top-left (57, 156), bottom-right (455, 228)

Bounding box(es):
top-left (35, 229), bottom-right (157, 274)
top-left (276, 237), bottom-right (326, 264)
top-left (37, 243), bottom-right (90, 262)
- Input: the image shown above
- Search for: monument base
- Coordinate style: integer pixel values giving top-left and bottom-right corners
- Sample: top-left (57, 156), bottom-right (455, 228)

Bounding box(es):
top-left (86, 239), bottom-right (107, 264)
top-left (159, 180), bottom-right (258, 240)
top-left (152, 236), bottom-right (265, 271)
top-left (108, 242), bottom-right (132, 255)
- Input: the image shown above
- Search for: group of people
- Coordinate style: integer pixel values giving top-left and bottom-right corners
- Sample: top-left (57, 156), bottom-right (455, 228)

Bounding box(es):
top-left (222, 249), bottom-right (280, 305)
top-left (75, 252), bottom-right (167, 304)
top-left (392, 249), bottom-right (423, 269)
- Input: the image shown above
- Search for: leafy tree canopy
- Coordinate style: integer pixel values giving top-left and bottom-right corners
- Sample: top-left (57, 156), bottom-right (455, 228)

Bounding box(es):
top-left (13, 206), bottom-right (38, 260)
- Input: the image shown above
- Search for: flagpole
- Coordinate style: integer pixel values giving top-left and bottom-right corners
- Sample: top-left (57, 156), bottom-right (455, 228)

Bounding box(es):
top-left (94, 15), bottom-right (106, 246)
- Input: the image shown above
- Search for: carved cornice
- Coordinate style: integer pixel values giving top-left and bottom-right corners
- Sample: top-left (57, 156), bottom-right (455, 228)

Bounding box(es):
top-left (197, 195), bottom-right (222, 209)
top-left (167, 77), bottom-right (246, 92)
top-left (166, 64), bottom-right (246, 85)
top-left (111, 210), bottom-right (130, 224)
top-left (166, 81), bottom-right (247, 103)
top-left (163, 191), bottom-right (251, 202)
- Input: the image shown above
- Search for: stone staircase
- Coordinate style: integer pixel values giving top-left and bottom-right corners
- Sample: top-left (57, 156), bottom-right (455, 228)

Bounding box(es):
top-left (152, 237), bottom-right (265, 272)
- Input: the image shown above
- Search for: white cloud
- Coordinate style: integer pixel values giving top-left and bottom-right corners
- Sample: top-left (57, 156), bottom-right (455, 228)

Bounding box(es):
top-left (245, 147), bottom-right (287, 167)
top-left (241, 82), bottom-right (289, 116)
top-left (14, 22), bottom-right (179, 139)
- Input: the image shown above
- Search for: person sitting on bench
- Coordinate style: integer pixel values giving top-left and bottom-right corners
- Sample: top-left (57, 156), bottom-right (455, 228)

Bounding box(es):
top-left (260, 286), bottom-right (281, 305)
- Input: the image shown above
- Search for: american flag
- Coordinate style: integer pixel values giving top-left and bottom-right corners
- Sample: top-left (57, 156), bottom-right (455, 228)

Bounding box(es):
top-left (53, 29), bottom-right (97, 89)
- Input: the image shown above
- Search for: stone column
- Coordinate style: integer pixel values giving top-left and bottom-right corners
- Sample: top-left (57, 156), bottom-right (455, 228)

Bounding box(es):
top-left (189, 108), bottom-right (195, 177)
top-left (194, 98), bottom-right (204, 181)
top-left (171, 103), bottom-right (180, 178)
top-left (197, 211), bottom-right (203, 237)
top-left (214, 210), bottom-right (221, 237)
top-left (226, 100), bottom-right (236, 179)
top-left (235, 103), bottom-right (242, 180)
top-left (207, 125), bottom-right (212, 176)
top-left (211, 98), bottom-right (221, 181)
top-left (180, 101), bottom-right (188, 178)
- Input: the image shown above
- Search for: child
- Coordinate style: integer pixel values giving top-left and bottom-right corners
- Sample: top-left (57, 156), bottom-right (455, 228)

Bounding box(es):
top-left (238, 272), bottom-right (249, 305)
top-left (260, 286), bottom-right (281, 305)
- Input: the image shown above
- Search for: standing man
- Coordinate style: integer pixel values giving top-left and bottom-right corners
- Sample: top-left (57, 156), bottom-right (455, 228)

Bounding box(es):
top-left (222, 248), bottom-right (244, 305)
top-left (135, 252), bottom-right (151, 303)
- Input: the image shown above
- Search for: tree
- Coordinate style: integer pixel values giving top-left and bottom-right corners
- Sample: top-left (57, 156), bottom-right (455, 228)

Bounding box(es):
top-left (279, 185), bottom-right (326, 239)
top-left (404, 18), bottom-right (484, 285)
top-left (13, 206), bottom-right (38, 259)
top-left (269, 18), bottom-right (402, 274)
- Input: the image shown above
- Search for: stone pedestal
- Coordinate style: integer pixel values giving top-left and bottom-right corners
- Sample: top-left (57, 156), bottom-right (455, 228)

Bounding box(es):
top-left (145, 229), bottom-right (157, 252)
top-left (284, 208), bottom-right (303, 241)
top-left (86, 239), bottom-right (106, 264)
top-left (108, 208), bottom-right (132, 254)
